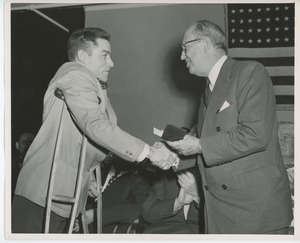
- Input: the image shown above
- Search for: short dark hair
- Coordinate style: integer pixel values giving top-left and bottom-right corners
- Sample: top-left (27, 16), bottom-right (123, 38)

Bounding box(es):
top-left (191, 20), bottom-right (227, 54)
top-left (67, 28), bottom-right (111, 61)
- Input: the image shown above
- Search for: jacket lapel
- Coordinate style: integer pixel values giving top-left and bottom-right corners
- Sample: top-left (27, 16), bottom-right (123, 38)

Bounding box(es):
top-left (197, 94), bottom-right (206, 137)
top-left (200, 58), bottom-right (235, 137)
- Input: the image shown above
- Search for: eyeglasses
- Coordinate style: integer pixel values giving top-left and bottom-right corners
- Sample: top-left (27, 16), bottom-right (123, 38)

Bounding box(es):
top-left (181, 38), bottom-right (204, 54)
top-left (279, 136), bottom-right (293, 142)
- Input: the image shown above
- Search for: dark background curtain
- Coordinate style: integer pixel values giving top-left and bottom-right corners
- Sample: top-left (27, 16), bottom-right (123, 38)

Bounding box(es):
top-left (11, 6), bottom-right (85, 144)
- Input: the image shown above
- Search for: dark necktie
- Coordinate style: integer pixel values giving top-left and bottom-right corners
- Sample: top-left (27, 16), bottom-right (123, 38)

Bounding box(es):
top-left (101, 166), bottom-right (110, 186)
top-left (97, 78), bottom-right (109, 90)
top-left (204, 77), bottom-right (212, 107)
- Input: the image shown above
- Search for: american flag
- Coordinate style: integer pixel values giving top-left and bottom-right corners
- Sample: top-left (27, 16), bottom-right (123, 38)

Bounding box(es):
top-left (227, 3), bottom-right (294, 107)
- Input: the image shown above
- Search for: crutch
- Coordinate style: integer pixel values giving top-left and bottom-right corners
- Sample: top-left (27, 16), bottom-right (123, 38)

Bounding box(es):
top-left (44, 88), bottom-right (88, 233)
top-left (95, 164), bottom-right (102, 233)
top-left (79, 164), bottom-right (103, 234)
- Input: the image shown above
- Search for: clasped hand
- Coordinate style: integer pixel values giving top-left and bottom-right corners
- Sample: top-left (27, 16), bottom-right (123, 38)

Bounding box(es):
top-left (88, 180), bottom-right (100, 198)
top-left (148, 142), bottom-right (179, 170)
top-left (177, 171), bottom-right (199, 205)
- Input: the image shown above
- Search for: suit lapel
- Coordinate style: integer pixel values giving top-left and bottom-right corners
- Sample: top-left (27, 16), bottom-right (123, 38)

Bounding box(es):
top-left (95, 80), bottom-right (117, 125)
top-left (197, 95), bottom-right (206, 137)
top-left (199, 58), bottom-right (235, 137)
top-left (106, 98), bottom-right (117, 124)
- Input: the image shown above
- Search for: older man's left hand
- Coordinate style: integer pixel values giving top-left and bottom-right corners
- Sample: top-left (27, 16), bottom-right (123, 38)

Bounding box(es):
top-left (166, 134), bottom-right (202, 156)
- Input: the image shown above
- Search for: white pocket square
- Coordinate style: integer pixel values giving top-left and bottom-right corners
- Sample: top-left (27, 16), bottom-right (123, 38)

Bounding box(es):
top-left (219, 101), bottom-right (230, 112)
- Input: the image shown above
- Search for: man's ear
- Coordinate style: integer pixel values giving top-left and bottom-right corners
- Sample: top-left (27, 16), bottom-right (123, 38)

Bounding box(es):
top-left (15, 142), bottom-right (19, 150)
top-left (77, 50), bottom-right (87, 64)
top-left (202, 37), bottom-right (211, 53)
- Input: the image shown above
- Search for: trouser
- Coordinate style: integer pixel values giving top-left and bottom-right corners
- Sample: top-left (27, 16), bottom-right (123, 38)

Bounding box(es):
top-left (265, 227), bottom-right (289, 234)
top-left (12, 195), bottom-right (68, 233)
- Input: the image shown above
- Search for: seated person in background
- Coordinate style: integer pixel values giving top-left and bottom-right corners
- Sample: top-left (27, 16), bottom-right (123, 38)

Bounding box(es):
top-left (278, 121), bottom-right (294, 192)
top-left (11, 132), bottom-right (34, 202)
top-left (278, 121), bottom-right (294, 234)
top-left (82, 154), bottom-right (150, 233)
top-left (142, 165), bottom-right (204, 234)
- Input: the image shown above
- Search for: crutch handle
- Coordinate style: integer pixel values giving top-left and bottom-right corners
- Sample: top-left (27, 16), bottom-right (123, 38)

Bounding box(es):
top-left (54, 88), bottom-right (65, 101)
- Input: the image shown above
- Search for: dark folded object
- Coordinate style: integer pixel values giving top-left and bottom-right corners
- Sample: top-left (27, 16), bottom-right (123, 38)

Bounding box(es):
top-left (161, 124), bottom-right (187, 141)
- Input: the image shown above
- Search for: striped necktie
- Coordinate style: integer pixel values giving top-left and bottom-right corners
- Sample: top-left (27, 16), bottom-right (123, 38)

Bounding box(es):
top-left (204, 77), bottom-right (212, 107)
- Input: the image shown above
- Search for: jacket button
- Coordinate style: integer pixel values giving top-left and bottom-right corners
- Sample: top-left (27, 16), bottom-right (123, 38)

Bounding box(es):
top-left (216, 126), bottom-right (221, 132)
top-left (222, 184), bottom-right (227, 190)
top-left (204, 185), bottom-right (209, 190)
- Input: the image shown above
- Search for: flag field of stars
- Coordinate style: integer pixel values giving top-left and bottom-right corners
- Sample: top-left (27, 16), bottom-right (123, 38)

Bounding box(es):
top-left (227, 4), bottom-right (294, 48)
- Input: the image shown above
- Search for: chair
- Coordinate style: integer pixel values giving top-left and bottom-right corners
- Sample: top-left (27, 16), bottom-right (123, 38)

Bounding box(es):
top-left (112, 218), bottom-right (146, 234)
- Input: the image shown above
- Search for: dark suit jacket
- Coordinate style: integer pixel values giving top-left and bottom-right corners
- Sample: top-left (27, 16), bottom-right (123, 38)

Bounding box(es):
top-left (142, 169), bottom-right (204, 234)
top-left (89, 170), bottom-right (149, 233)
top-left (196, 57), bottom-right (293, 233)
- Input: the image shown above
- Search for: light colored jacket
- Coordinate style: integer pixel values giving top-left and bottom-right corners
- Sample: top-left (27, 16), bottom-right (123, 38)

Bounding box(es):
top-left (15, 62), bottom-right (145, 218)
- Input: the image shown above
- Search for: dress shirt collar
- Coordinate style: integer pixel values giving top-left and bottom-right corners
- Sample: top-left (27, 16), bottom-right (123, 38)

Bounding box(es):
top-left (208, 55), bottom-right (228, 91)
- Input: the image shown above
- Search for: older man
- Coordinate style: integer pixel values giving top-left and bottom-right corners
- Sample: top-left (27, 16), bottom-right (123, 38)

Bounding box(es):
top-left (167, 20), bottom-right (293, 234)
top-left (12, 28), bottom-right (176, 233)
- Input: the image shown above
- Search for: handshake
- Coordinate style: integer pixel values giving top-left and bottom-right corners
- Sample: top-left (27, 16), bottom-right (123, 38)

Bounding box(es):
top-left (147, 142), bottom-right (179, 170)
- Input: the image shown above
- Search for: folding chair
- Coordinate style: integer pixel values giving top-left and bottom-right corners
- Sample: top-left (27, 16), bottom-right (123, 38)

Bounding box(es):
top-left (44, 88), bottom-right (102, 233)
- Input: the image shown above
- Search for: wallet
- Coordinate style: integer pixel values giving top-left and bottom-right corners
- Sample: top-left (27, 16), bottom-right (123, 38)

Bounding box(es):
top-left (161, 124), bottom-right (187, 141)
top-left (159, 124), bottom-right (196, 172)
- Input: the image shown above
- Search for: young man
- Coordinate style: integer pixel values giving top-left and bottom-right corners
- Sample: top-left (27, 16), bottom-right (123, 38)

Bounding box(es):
top-left (12, 28), bottom-right (177, 233)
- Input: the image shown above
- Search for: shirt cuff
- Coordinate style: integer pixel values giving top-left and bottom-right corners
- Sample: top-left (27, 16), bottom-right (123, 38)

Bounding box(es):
top-left (136, 144), bottom-right (150, 162)
top-left (198, 139), bottom-right (202, 154)
top-left (193, 196), bottom-right (200, 204)
top-left (173, 198), bottom-right (184, 213)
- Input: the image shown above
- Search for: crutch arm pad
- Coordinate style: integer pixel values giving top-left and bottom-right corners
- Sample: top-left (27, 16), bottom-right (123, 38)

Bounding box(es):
top-left (54, 88), bottom-right (65, 101)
